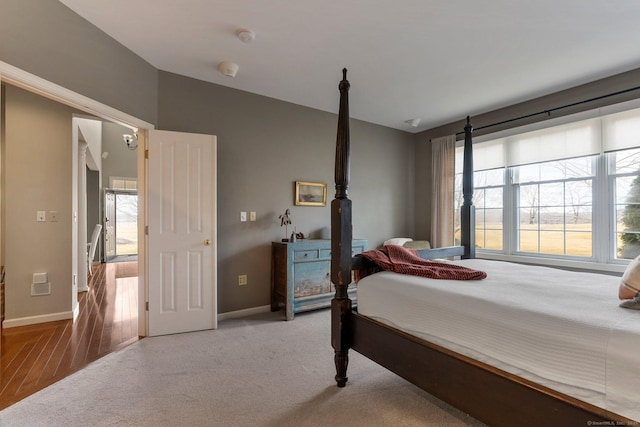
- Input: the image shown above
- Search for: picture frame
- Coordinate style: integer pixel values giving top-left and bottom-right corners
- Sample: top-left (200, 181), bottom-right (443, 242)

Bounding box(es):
top-left (295, 181), bottom-right (327, 206)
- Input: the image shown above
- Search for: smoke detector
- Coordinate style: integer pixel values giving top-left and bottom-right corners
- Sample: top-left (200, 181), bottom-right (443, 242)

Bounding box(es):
top-left (218, 61), bottom-right (239, 77)
top-left (236, 29), bottom-right (256, 43)
top-left (405, 118), bottom-right (421, 128)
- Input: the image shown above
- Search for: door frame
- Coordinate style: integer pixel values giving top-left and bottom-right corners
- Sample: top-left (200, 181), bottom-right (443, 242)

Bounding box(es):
top-left (0, 60), bottom-right (154, 337)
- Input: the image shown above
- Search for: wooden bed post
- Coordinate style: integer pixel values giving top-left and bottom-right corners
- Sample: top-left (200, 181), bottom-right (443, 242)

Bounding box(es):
top-left (461, 116), bottom-right (476, 259)
top-left (331, 68), bottom-right (353, 387)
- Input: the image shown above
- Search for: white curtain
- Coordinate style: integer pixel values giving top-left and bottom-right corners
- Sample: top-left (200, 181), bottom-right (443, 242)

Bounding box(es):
top-left (430, 135), bottom-right (456, 248)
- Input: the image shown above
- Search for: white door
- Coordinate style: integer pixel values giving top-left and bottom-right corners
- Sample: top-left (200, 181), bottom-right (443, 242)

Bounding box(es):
top-left (147, 130), bottom-right (217, 336)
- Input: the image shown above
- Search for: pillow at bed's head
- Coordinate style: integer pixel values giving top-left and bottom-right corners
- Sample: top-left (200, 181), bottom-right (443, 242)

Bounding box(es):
top-left (403, 240), bottom-right (431, 250)
top-left (621, 255), bottom-right (640, 294)
top-left (383, 238), bottom-right (413, 246)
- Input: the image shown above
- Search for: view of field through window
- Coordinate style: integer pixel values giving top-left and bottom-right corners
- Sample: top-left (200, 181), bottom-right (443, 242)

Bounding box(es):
top-left (116, 193), bottom-right (138, 256)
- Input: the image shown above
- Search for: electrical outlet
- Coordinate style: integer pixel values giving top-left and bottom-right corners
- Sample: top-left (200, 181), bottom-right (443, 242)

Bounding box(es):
top-left (250, 211), bottom-right (256, 221)
top-left (48, 211), bottom-right (58, 222)
top-left (238, 274), bottom-right (248, 286)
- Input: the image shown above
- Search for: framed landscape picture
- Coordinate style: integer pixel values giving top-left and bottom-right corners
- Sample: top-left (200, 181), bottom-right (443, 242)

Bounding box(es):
top-left (295, 181), bottom-right (327, 206)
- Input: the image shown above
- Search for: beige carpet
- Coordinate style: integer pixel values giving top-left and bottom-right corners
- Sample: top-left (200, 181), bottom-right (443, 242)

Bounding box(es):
top-left (0, 310), bottom-right (485, 427)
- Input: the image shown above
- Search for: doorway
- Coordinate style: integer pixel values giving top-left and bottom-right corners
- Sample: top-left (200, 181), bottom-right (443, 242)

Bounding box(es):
top-left (105, 188), bottom-right (138, 263)
top-left (0, 63), bottom-right (151, 339)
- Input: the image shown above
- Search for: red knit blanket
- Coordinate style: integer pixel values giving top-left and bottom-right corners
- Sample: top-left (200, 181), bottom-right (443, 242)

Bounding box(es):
top-left (355, 245), bottom-right (487, 281)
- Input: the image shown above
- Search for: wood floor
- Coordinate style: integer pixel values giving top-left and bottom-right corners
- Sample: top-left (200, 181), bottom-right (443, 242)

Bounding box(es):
top-left (0, 262), bottom-right (139, 410)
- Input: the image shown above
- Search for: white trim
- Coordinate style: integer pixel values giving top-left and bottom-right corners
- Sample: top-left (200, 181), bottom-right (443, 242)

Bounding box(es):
top-left (0, 60), bottom-right (154, 130)
top-left (217, 305), bottom-right (271, 322)
top-left (73, 302), bottom-right (80, 322)
top-left (139, 131), bottom-right (148, 337)
top-left (2, 311), bottom-right (74, 329)
top-left (594, 152), bottom-right (610, 262)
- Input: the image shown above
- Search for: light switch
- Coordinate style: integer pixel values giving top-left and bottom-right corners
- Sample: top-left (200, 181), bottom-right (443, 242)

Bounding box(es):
top-left (48, 211), bottom-right (58, 222)
top-left (240, 211), bottom-right (247, 222)
top-left (250, 211), bottom-right (256, 222)
top-left (37, 211), bottom-right (46, 222)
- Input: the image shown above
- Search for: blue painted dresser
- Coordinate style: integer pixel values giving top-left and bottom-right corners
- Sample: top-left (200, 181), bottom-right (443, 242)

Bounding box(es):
top-left (271, 239), bottom-right (367, 320)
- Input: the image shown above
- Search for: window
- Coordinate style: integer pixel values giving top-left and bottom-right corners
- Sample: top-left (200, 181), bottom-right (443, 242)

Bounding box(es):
top-left (514, 156), bottom-right (595, 257)
top-left (453, 103), bottom-right (640, 266)
top-left (455, 169), bottom-right (504, 251)
top-left (610, 148), bottom-right (640, 259)
top-left (110, 177), bottom-right (137, 190)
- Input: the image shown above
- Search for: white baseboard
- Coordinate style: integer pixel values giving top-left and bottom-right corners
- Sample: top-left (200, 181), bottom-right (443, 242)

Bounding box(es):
top-left (2, 311), bottom-right (74, 328)
top-left (2, 305), bottom-right (271, 328)
top-left (217, 305), bottom-right (271, 321)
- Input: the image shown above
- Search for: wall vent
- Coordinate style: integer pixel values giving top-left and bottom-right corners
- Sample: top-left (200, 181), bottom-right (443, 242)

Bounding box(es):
top-left (32, 273), bottom-right (51, 296)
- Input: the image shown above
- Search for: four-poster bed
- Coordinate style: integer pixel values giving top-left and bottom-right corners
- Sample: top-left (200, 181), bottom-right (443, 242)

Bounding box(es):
top-left (330, 69), bottom-right (638, 426)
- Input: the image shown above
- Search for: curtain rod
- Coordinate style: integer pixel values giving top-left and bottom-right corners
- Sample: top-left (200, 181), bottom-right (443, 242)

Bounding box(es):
top-left (454, 84), bottom-right (640, 137)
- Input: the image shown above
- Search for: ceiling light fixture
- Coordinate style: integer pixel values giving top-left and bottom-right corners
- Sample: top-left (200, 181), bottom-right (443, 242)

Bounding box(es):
top-left (236, 29), bottom-right (256, 43)
top-left (218, 61), bottom-right (239, 77)
top-left (123, 132), bottom-right (138, 150)
top-left (405, 118), bottom-right (421, 128)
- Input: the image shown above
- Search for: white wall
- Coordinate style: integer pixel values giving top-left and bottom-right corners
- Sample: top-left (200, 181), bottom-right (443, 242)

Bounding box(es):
top-left (77, 117), bottom-right (102, 172)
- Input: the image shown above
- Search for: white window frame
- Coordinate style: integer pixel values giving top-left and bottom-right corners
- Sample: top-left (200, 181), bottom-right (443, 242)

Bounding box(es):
top-left (512, 156), bottom-right (597, 260)
top-left (109, 176), bottom-right (138, 191)
top-left (454, 99), bottom-right (640, 274)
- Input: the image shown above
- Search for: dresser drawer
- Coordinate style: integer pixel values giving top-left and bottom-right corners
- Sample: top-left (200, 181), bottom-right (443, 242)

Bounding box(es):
top-left (294, 250), bottom-right (318, 260)
top-left (319, 249), bottom-right (332, 259)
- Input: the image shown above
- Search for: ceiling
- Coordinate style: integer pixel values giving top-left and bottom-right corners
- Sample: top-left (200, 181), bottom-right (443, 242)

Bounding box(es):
top-left (59, 0), bottom-right (640, 133)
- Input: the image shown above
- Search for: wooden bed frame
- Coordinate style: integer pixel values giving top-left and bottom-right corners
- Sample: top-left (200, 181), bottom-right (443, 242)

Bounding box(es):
top-left (329, 69), bottom-right (635, 426)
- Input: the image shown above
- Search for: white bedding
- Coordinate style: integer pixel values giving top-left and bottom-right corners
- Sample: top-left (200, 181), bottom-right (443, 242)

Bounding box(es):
top-left (356, 259), bottom-right (640, 421)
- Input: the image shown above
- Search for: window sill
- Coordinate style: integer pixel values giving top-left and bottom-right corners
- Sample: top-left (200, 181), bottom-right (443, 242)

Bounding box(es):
top-left (476, 252), bottom-right (627, 275)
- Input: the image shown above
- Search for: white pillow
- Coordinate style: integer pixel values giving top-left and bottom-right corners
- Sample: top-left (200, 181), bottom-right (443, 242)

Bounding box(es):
top-left (621, 255), bottom-right (640, 293)
top-left (383, 237), bottom-right (413, 246)
top-left (403, 240), bottom-right (431, 250)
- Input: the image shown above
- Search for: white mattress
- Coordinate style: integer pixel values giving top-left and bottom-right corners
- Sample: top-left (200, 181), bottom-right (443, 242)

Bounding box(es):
top-left (356, 259), bottom-right (640, 421)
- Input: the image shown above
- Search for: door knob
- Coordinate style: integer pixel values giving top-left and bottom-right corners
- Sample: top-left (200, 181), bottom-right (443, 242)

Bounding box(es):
top-left (204, 239), bottom-right (211, 246)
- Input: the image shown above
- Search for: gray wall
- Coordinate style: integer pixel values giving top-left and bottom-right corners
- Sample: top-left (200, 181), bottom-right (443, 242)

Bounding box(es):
top-left (158, 71), bottom-right (415, 313)
top-left (0, 0), bottom-right (158, 126)
top-left (3, 85), bottom-right (77, 320)
top-left (414, 68), bottom-right (640, 242)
